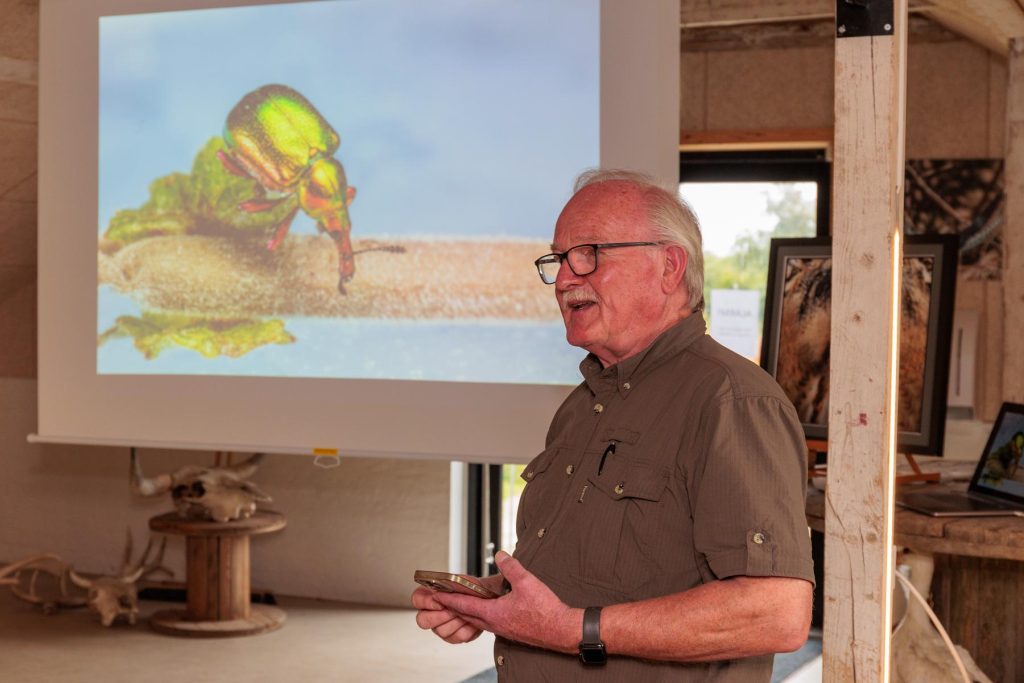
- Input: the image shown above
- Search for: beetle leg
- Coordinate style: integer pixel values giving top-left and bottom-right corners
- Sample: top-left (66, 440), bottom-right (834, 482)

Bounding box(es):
top-left (328, 229), bottom-right (355, 294)
top-left (267, 207), bottom-right (299, 251)
top-left (216, 150), bottom-right (254, 179)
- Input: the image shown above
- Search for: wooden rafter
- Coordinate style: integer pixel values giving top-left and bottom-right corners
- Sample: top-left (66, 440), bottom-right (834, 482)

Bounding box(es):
top-left (916, 0), bottom-right (1024, 56)
top-left (681, 14), bottom-right (957, 52)
top-left (679, 127), bottom-right (833, 150)
top-left (681, 0), bottom-right (1024, 58)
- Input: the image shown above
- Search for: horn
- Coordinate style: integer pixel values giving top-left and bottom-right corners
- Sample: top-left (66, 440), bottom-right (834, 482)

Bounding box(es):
top-left (227, 452), bottom-right (265, 478)
top-left (239, 480), bottom-right (273, 502)
top-left (68, 569), bottom-right (94, 589)
top-left (130, 449), bottom-right (173, 496)
top-left (0, 553), bottom-right (66, 583)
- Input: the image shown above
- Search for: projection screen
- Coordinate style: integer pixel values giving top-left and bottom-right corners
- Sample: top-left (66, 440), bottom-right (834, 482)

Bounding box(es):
top-left (36, 0), bottom-right (679, 464)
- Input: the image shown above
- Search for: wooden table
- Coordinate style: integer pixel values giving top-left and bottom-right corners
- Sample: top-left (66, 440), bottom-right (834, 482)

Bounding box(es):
top-left (148, 510), bottom-right (286, 637)
top-left (807, 487), bottom-right (1024, 682)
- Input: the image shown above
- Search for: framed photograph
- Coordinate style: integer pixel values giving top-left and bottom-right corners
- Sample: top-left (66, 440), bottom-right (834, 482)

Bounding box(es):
top-left (760, 235), bottom-right (958, 455)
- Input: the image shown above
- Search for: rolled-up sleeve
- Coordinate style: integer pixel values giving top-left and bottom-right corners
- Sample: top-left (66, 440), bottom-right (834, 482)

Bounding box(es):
top-left (691, 395), bottom-right (815, 584)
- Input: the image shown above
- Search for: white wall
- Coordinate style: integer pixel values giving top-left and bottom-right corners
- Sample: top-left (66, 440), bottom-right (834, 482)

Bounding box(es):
top-left (0, 378), bottom-right (451, 607)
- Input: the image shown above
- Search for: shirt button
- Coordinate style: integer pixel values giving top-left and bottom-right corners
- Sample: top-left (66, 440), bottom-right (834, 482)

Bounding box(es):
top-left (593, 403), bottom-right (604, 414)
top-left (525, 470), bottom-right (534, 480)
top-left (614, 483), bottom-right (624, 495)
top-left (752, 532), bottom-right (766, 544)
top-left (537, 527), bottom-right (547, 538)
top-left (496, 655), bottom-right (505, 666)
top-left (623, 382), bottom-right (631, 390)
top-left (566, 464), bottom-right (574, 476)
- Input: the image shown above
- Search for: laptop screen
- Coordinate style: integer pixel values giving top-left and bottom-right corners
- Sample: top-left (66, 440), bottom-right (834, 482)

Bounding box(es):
top-left (971, 402), bottom-right (1024, 502)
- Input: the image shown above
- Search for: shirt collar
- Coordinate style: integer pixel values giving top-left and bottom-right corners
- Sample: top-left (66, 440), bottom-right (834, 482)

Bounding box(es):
top-left (579, 313), bottom-right (707, 396)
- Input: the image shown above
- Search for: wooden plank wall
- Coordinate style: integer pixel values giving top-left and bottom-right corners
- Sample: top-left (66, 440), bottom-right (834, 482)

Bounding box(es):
top-left (0, 0), bottom-right (38, 379)
top-left (1004, 38), bottom-right (1024, 406)
top-left (824, 0), bottom-right (908, 679)
top-left (956, 278), bottom-right (1004, 421)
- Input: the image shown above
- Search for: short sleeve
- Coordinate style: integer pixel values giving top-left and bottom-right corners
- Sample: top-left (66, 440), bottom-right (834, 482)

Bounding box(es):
top-left (690, 395), bottom-right (815, 585)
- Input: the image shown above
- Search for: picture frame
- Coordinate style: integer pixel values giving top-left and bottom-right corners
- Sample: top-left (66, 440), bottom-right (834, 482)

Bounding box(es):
top-left (759, 235), bottom-right (958, 455)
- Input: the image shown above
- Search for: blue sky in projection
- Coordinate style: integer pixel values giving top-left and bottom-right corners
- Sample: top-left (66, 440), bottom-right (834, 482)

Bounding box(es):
top-left (98, 0), bottom-right (599, 239)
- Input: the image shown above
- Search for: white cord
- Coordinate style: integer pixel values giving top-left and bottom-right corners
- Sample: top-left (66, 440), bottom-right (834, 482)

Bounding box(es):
top-left (893, 569), bottom-right (970, 683)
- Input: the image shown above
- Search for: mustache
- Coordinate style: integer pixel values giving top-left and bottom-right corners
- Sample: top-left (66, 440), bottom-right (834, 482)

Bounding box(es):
top-left (560, 289), bottom-right (598, 308)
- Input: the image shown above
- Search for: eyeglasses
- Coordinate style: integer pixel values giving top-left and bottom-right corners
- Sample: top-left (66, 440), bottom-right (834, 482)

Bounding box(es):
top-left (533, 242), bottom-right (661, 285)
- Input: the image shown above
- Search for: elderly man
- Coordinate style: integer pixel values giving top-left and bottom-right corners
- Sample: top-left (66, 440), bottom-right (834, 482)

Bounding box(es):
top-left (413, 170), bottom-right (814, 681)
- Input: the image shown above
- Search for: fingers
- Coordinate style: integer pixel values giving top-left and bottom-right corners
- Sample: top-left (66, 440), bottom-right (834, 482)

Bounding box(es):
top-left (432, 590), bottom-right (473, 613)
top-left (441, 622), bottom-right (483, 644)
top-left (416, 608), bottom-right (459, 630)
top-left (411, 587), bottom-right (444, 611)
top-left (419, 611), bottom-right (483, 644)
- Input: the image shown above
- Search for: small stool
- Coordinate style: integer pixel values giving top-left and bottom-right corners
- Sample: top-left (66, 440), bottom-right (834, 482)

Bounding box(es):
top-left (148, 510), bottom-right (286, 637)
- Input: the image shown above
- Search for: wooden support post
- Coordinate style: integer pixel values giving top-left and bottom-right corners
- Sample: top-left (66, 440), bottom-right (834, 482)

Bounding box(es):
top-left (1005, 38), bottom-right (1024, 406)
top-left (825, 1), bottom-right (908, 680)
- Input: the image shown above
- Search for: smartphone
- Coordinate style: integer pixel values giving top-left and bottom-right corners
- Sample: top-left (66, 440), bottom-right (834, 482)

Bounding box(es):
top-left (414, 570), bottom-right (499, 599)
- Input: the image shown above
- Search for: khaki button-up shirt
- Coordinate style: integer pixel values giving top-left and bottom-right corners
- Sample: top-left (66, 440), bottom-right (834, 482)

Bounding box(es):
top-left (495, 314), bottom-right (814, 682)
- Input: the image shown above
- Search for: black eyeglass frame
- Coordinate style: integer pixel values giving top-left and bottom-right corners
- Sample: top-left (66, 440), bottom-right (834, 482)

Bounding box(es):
top-left (533, 241), bottom-right (662, 284)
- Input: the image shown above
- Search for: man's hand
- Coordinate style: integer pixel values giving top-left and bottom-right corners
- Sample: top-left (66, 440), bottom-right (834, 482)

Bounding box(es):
top-left (431, 551), bottom-right (582, 654)
top-left (411, 586), bottom-right (483, 644)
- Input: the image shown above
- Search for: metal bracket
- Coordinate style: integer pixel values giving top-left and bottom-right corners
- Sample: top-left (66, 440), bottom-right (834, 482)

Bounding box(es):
top-left (836, 0), bottom-right (894, 38)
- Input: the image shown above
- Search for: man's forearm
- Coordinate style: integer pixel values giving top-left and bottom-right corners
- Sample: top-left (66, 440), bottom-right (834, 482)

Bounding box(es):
top-left (597, 576), bottom-right (812, 662)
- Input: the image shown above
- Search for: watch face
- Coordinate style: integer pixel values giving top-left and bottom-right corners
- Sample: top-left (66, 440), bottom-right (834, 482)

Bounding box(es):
top-left (579, 644), bottom-right (607, 666)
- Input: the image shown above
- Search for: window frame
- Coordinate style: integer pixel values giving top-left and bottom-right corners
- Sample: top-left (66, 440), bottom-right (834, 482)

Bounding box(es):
top-left (679, 149), bottom-right (832, 238)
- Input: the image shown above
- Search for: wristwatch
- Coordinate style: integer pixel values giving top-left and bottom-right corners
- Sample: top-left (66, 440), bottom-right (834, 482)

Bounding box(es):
top-left (578, 606), bottom-right (607, 666)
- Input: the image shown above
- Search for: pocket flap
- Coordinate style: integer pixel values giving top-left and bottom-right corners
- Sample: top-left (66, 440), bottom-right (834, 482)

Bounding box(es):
top-left (521, 446), bottom-right (561, 482)
top-left (587, 459), bottom-right (668, 502)
top-left (600, 427), bottom-right (641, 445)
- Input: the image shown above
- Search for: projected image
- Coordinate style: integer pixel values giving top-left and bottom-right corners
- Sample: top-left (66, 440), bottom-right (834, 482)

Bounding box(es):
top-left (97, 0), bottom-right (598, 382)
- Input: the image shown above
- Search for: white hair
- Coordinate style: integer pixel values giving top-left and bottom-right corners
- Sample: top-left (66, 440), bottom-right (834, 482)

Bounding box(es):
top-left (573, 169), bottom-right (705, 311)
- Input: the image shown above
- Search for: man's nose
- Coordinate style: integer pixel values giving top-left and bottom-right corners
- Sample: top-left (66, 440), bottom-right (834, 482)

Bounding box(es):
top-left (555, 258), bottom-right (583, 289)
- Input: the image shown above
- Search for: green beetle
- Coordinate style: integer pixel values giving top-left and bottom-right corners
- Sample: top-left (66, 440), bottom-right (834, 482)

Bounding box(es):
top-left (217, 84), bottom-right (357, 293)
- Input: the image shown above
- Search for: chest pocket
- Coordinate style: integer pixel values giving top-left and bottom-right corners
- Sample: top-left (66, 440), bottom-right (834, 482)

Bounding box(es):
top-left (578, 455), bottom-right (671, 594)
top-left (517, 446), bottom-right (568, 537)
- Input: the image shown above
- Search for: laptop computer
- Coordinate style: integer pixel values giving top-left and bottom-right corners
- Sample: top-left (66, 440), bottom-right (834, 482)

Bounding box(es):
top-left (897, 402), bottom-right (1024, 517)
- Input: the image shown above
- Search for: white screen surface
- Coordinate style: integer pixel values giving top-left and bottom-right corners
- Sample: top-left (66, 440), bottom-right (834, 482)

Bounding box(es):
top-left (38, 0), bottom-right (679, 463)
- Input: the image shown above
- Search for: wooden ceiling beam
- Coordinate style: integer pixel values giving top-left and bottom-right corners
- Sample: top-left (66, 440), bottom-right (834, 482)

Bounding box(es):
top-left (681, 0), bottom-right (832, 28)
top-left (916, 0), bottom-right (1024, 57)
top-left (680, 0), bottom-right (931, 29)
top-left (681, 14), bottom-right (957, 52)
top-left (681, 0), bottom-right (1024, 59)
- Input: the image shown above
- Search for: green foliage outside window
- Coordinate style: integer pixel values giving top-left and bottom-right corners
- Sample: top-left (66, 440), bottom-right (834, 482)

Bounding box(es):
top-left (702, 186), bottom-right (817, 331)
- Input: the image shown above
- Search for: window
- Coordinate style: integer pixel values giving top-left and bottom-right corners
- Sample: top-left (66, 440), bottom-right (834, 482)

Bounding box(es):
top-left (680, 150), bottom-right (830, 361)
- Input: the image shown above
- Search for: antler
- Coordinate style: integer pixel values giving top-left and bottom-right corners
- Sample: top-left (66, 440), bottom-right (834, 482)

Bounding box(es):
top-left (123, 535), bottom-right (171, 584)
top-left (0, 554), bottom-right (66, 585)
top-left (67, 568), bottom-right (93, 589)
top-left (9, 559), bottom-right (88, 610)
top-left (119, 527), bottom-right (134, 576)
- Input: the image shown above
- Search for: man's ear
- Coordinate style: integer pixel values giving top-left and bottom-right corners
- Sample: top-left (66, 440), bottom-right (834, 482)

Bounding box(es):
top-left (661, 244), bottom-right (688, 294)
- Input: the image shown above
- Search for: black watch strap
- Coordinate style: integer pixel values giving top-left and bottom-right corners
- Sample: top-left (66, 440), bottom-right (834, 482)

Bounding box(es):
top-left (578, 606), bottom-right (606, 666)
top-left (583, 606), bottom-right (602, 644)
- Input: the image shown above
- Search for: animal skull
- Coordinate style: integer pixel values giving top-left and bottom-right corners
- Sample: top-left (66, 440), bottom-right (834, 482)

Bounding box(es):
top-left (69, 531), bottom-right (170, 627)
top-left (131, 451), bottom-right (272, 523)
